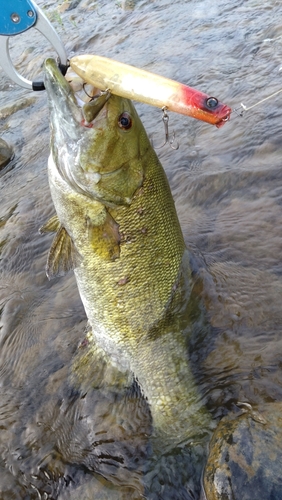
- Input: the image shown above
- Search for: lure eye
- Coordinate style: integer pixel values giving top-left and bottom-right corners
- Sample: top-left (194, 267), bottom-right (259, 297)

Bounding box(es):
top-left (206, 97), bottom-right (219, 109)
top-left (118, 112), bottom-right (132, 130)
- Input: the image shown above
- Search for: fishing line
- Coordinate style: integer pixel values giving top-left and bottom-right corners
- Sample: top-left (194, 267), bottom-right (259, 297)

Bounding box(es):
top-left (233, 85), bottom-right (282, 116)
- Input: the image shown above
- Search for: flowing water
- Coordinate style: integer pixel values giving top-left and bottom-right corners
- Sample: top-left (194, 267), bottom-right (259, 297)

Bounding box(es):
top-left (1, 0), bottom-right (282, 498)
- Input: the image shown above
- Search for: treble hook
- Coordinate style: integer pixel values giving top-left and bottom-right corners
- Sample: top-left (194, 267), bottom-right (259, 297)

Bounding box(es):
top-left (152, 106), bottom-right (179, 150)
top-left (82, 84), bottom-right (111, 101)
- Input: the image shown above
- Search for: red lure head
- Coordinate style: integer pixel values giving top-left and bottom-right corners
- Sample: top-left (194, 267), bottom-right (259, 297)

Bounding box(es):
top-left (181, 85), bottom-right (231, 127)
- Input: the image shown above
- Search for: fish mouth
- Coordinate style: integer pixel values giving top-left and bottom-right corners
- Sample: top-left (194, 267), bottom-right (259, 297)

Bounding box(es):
top-left (44, 58), bottom-right (113, 199)
top-left (45, 59), bottom-right (143, 207)
top-left (44, 58), bottom-right (83, 128)
top-left (44, 58), bottom-right (110, 130)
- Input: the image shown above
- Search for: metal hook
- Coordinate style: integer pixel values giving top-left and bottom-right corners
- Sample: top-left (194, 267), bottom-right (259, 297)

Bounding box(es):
top-left (82, 85), bottom-right (111, 101)
top-left (83, 82), bottom-right (95, 100)
top-left (233, 104), bottom-right (247, 118)
top-left (152, 106), bottom-right (179, 150)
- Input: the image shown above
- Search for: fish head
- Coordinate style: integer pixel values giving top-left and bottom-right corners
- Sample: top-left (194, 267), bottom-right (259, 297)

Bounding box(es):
top-left (44, 58), bottom-right (150, 206)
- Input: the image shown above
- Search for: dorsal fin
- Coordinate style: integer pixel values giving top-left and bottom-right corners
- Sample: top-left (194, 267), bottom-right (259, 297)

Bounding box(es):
top-left (39, 215), bottom-right (60, 234)
top-left (46, 225), bottom-right (77, 279)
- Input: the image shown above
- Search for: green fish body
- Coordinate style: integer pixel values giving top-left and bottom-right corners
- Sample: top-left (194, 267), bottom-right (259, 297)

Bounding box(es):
top-left (44, 58), bottom-right (211, 445)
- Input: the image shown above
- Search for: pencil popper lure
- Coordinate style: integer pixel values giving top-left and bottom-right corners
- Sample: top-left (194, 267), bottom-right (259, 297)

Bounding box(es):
top-left (70, 55), bottom-right (231, 128)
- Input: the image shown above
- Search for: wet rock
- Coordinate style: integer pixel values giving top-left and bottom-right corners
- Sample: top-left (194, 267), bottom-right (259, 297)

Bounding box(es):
top-left (203, 402), bottom-right (282, 500)
top-left (0, 139), bottom-right (13, 170)
top-left (0, 96), bottom-right (36, 120)
top-left (121, 0), bottom-right (136, 10)
top-left (57, 0), bottom-right (83, 12)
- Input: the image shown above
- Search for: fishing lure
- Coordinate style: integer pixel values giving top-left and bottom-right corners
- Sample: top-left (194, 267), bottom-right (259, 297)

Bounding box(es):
top-left (70, 55), bottom-right (231, 127)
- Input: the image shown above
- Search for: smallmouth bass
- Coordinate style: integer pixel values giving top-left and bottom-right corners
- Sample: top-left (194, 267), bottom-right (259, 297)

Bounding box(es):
top-left (43, 58), bottom-right (211, 446)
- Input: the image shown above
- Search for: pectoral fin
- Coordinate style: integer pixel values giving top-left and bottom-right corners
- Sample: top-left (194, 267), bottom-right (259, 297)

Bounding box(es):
top-left (72, 327), bottom-right (133, 392)
top-left (46, 225), bottom-right (77, 279)
top-left (87, 209), bottom-right (121, 261)
top-left (39, 215), bottom-right (60, 234)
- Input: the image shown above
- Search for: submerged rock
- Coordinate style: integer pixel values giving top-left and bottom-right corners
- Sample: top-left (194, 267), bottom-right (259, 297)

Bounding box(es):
top-left (0, 96), bottom-right (36, 120)
top-left (203, 402), bottom-right (282, 500)
top-left (0, 139), bottom-right (13, 170)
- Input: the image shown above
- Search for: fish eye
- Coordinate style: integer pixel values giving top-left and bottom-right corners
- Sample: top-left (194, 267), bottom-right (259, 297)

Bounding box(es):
top-left (206, 97), bottom-right (218, 108)
top-left (206, 97), bottom-right (219, 109)
top-left (118, 112), bottom-right (132, 130)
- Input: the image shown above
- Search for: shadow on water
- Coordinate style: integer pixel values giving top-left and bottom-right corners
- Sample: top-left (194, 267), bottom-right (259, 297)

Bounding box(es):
top-left (1, 0), bottom-right (282, 498)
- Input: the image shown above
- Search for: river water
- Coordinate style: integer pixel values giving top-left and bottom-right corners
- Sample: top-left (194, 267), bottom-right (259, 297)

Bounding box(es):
top-left (1, 0), bottom-right (282, 499)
